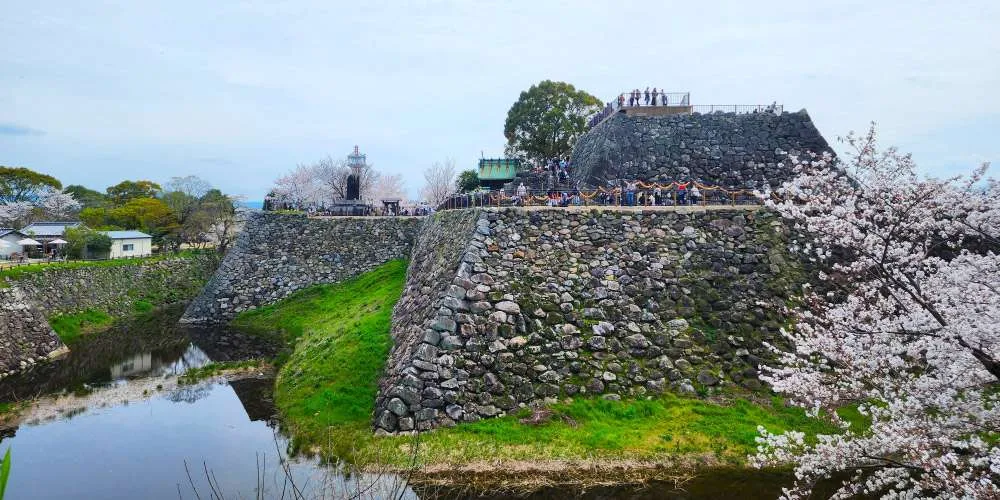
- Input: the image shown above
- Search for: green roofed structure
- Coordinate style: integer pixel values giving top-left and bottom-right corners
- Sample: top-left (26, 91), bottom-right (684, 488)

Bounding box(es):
top-left (477, 158), bottom-right (521, 190)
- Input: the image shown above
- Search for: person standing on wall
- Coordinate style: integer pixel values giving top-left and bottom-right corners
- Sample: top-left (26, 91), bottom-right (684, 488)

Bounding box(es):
top-left (676, 181), bottom-right (689, 205)
top-left (644, 87), bottom-right (650, 105)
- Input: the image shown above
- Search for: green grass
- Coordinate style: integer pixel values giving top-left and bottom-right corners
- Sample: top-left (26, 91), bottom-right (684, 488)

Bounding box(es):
top-left (229, 259), bottom-right (844, 468)
top-left (48, 309), bottom-right (114, 344)
top-left (231, 259), bottom-right (409, 456)
top-left (0, 249), bottom-right (207, 287)
top-left (377, 394), bottom-right (840, 466)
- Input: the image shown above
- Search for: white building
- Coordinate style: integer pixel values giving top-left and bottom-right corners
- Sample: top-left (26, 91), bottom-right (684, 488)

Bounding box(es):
top-left (102, 230), bottom-right (153, 258)
top-left (0, 228), bottom-right (27, 258)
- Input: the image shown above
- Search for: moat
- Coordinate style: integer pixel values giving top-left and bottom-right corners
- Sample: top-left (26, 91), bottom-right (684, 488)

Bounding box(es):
top-left (0, 307), bottom-right (846, 499)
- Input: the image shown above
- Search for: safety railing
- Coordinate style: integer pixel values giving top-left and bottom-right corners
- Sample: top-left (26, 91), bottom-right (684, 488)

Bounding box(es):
top-left (692, 104), bottom-right (783, 114)
top-left (435, 181), bottom-right (764, 211)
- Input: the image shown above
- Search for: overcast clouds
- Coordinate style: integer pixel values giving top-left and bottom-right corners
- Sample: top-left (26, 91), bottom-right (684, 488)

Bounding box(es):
top-left (2, 0), bottom-right (998, 200)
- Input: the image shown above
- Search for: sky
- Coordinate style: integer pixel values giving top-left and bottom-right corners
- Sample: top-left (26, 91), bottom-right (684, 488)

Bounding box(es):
top-left (2, 0), bottom-right (998, 201)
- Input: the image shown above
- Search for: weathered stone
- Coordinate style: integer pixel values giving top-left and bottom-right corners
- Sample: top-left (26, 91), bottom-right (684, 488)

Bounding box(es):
top-left (495, 301), bottom-right (521, 314)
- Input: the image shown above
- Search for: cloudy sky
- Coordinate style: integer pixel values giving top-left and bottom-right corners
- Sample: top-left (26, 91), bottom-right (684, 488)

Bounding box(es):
top-left (2, 1), bottom-right (997, 200)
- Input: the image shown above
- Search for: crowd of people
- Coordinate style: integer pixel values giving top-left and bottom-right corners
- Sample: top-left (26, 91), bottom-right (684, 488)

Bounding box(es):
top-left (588, 87), bottom-right (677, 128)
top-left (503, 179), bottom-right (723, 208)
top-left (531, 157), bottom-right (573, 184)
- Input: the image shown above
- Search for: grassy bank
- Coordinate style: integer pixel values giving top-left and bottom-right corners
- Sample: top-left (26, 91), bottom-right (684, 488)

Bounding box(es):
top-left (231, 259), bottom-right (409, 457)
top-left (48, 309), bottom-right (115, 344)
top-left (231, 259), bottom-right (845, 470)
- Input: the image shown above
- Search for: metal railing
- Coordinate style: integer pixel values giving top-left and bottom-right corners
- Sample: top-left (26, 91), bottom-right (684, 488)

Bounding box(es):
top-left (436, 182), bottom-right (763, 211)
top-left (692, 104), bottom-right (783, 114)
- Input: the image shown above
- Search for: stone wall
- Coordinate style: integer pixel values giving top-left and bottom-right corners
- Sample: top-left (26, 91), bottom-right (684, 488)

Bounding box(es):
top-left (570, 110), bottom-right (831, 190)
top-left (181, 213), bottom-right (422, 324)
top-left (0, 288), bottom-right (63, 378)
top-left (0, 254), bottom-right (218, 378)
top-left (374, 207), bottom-right (801, 433)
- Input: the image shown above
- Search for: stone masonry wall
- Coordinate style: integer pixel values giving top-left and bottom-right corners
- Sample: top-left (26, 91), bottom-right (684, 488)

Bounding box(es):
top-left (0, 254), bottom-right (218, 378)
top-left (181, 213), bottom-right (422, 324)
top-left (0, 288), bottom-right (63, 378)
top-left (374, 207), bottom-right (801, 433)
top-left (570, 110), bottom-right (831, 190)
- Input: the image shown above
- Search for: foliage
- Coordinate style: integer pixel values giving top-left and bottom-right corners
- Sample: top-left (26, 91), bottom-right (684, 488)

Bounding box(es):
top-left (105, 180), bottom-right (161, 205)
top-left (269, 156), bottom-right (381, 210)
top-left (49, 309), bottom-right (114, 344)
top-left (752, 125), bottom-right (1000, 498)
top-left (0, 447), bottom-right (9, 500)
top-left (0, 166), bottom-right (61, 203)
top-left (37, 187), bottom-right (81, 218)
top-left (455, 169), bottom-right (480, 193)
top-left (104, 197), bottom-right (178, 244)
top-left (503, 80), bottom-right (601, 164)
top-left (230, 260), bottom-right (408, 455)
top-left (420, 159), bottom-right (456, 205)
top-left (63, 227), bottom-right (112, 259)
top-left (64, 184), bottom-right (107, 209)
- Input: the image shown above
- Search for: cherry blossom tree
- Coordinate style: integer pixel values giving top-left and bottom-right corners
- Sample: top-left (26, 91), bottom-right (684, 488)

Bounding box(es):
top-left (38, 187), bottom-right (81, 218)
top-left (752, 125), bottom-right (1000, 498)
top-left (272, 164), bottom-right (322, 210)
top-left (371, 173), bottom-right (407, 202)
top-left (0, 201), bottom-right (34, 227)
top-left (420, 159), bottom-right (456, 205)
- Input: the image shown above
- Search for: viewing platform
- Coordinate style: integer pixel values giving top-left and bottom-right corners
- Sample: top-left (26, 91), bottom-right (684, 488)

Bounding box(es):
top-left (588, 90), bottom-right (783, 129)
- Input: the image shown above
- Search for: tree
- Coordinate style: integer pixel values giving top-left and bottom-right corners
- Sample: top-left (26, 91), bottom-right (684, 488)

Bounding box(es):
top-left (420, 159), bottom-right (456, 205)
top-left (272, 164), bottom-right (322, 210)
top-left (64, 227), bottom-right (112, 259)
top-left (503, 80), bottom-right (601, 164)
top-left (105, 180), bottom-right (162, 206)
top-left (64, 185), bottom-right (107, 209)
top-left (201, 191), bottom-right (243, 254)
top-left (456, 169), bottom-right (479, 193)
top-left (0, 202), bottom-right (34, 228)
top-left (107, 197), bottom-right (179, 244)
top-left (751, 126), bottom-right (1000, 498)
top-left (371, 173), bottom-right (407, 202)
top-left (0, 166), bottom-right (61, 203)
top-left (38, 188), bottom-right (81, 218)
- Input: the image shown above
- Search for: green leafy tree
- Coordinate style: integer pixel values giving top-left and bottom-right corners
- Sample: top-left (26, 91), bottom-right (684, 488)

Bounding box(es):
top-left (503, 80), bottom-right (601, 164)
top-left (64, 184), bottom-right (107, 209)
top-left (64, 227), bottom-right (112, 259)
top-left (455, 169), bottom-right (480, 193)
top-left (107, 197), bottom-right (179, 245)
top-left (105, 180), bottom-right (161, 206)
top-left (0, 166), bottom-right (62, 203)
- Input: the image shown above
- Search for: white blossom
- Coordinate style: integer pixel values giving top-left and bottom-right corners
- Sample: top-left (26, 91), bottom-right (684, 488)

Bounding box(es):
top-left (753, 125), bottom-right (1000, 498)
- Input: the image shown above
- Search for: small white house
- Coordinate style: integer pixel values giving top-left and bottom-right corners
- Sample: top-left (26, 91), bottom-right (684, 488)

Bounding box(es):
top-left (102, 230), bottom-right (153, 258)
top-left (0, 228), bottom-right (27, 258)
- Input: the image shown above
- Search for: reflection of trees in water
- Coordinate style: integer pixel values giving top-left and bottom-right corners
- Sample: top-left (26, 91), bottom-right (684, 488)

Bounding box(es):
top-left (0, 305), bottom-right (192, 401)
top-left (166, 384), bottom-right (213, 404)
top-left (0, 306), bottom-right (278, 403)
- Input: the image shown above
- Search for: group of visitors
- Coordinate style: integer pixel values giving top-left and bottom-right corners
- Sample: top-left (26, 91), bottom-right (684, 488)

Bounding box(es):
top-left (588, 87), bottom-right (676, 128)
top-left (623, 87), bottom-right (671, 107)
top-left (533, 157), bottom-right (572, 184)
top-left (622, 180), bottom-right (702, 206)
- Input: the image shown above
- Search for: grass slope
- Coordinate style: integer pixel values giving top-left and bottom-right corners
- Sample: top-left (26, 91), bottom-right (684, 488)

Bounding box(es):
top-left (232, 259), bottom-right (845, 469)
top-left (48, 309), bottom-right (114, 344)
top-left (231, 259), bottom-right (409, 456)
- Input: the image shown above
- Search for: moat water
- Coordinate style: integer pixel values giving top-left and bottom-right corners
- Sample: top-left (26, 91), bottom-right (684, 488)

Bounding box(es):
top-left (0, 309), bottom-right (824, 499)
